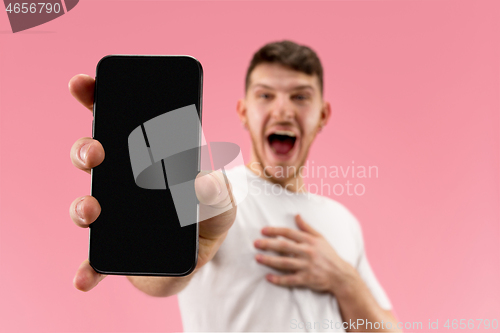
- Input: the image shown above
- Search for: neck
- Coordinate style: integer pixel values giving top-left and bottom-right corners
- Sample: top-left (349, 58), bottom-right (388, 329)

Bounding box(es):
top-left (246, 152), bottom-right (306, 193)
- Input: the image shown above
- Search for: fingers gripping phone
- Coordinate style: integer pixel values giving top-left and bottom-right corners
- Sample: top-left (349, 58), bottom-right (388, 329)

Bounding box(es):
top-left (89, 55), bottom-right (202, 276)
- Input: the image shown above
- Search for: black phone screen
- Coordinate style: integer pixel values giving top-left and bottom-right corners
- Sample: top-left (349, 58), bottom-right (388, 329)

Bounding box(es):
top-left (89, 55), bottom-right (201, 276)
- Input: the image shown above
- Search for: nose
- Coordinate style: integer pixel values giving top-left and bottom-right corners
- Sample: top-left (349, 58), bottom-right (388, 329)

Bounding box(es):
top-left (270, 94), bottom-right (294, 121)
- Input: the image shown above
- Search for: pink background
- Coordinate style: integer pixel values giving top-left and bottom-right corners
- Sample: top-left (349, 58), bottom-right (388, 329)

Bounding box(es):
top-left (0, 0), bottom-right (498, 332)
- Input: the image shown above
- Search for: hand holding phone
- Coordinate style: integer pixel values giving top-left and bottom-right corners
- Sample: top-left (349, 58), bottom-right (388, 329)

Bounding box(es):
top-left (68, 70), bottom-right (236, 290)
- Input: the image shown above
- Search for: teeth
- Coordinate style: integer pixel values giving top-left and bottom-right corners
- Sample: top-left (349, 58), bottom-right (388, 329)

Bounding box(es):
top-left (273, 130), bottom-right (296, 137)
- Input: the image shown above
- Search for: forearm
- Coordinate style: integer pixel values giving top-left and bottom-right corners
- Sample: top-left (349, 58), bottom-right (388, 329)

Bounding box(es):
top-left (333, 266), bottom-right (401, 332)
top-left (126, 272), bottom-right (195, 297)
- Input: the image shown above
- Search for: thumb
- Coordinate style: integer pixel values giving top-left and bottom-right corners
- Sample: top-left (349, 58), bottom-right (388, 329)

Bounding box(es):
top-left (295, 214), bottom-right (321, 236)
top-left (195, 170), bottom-right (237, 240)
top-left (195, 170), bottom-right (233, 208)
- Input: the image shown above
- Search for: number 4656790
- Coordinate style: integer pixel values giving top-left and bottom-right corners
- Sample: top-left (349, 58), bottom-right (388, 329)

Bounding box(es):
top-left (444, 319), bottom-right (498, 330)
top-left (6, 3), bottom-right (62, 14)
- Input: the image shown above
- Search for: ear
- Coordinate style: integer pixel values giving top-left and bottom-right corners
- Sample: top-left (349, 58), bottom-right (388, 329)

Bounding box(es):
top-left (319, 100), bottom-right (332, 130)
top-left (236, 98), bottom-right (248, 129)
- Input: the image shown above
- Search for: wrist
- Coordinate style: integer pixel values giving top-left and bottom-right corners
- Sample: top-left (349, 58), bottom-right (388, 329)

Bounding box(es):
top-left (127, 273), bottom-right (195, 297)
top-left (329, 262), bottom-right (361, 300)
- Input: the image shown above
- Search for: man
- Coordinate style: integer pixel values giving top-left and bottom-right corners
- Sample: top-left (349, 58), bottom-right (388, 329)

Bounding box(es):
top-left (69, 40), bottom-right (400, 332)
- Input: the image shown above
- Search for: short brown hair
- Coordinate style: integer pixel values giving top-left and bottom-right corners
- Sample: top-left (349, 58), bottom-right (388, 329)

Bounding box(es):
top-left (245, 40), bottom-right (324, 95)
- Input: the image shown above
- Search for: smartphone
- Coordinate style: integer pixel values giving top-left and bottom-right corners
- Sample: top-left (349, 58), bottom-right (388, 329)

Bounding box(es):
top-left (89, 55), bottom-right (202, 276)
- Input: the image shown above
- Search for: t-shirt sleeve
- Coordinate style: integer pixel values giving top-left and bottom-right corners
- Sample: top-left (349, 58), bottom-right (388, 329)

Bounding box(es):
top-left (351, 218), bottom-right (393, 310)
top-left (356, 245), bottom-right (393, 310)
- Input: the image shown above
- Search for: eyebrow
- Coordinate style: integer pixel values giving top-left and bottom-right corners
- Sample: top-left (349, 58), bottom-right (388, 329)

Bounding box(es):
top-left (251, 83), bottom-right (315, 92)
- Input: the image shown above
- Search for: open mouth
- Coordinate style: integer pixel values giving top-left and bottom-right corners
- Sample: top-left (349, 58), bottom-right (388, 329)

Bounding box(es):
top-left (267, 130), bottom-right (297, 156)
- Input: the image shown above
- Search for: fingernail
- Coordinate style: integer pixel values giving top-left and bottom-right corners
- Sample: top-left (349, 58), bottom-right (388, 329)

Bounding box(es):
top-left (208, 172), bottom-right (222, 196)
top-left (255, 254), bottom-right (263, 261)
top-left (79, 143), bottom-right (92, 163)
top-left (254, 240), bottom-right (261, 247)
top-left (76, 198), bottom-right (85, 221)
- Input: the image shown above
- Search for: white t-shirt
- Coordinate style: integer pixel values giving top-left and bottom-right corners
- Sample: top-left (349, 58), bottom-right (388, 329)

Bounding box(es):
top-left (178, 165), bottom-right (392, 332)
